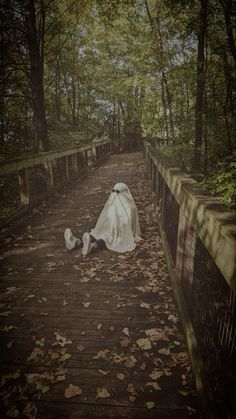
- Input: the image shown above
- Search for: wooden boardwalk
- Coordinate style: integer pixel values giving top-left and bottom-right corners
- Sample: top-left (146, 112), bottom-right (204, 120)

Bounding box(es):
top-left (0, 153), bottom-right (199, 418)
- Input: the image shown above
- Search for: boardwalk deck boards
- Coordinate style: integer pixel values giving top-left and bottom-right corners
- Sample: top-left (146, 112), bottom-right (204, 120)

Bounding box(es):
top-left (0, 153), bottom-right (198, 418)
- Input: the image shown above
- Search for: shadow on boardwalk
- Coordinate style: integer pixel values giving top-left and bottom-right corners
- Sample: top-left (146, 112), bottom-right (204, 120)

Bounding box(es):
top-left (0, 153), bottom-right (199, 418)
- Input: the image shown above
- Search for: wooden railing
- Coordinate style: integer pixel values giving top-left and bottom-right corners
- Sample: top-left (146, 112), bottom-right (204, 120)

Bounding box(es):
top-left (144, 140), bottom-right (236, 419)
top-left (0, 140), bottom-right (113, 226)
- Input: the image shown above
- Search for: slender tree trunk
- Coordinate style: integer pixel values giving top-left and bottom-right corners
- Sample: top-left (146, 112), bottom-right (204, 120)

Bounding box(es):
top-left (22, 0), bottom-right (49, 151)
top-left (161, 77), bottom-right (169, 140)
top-left (193, 0), bottom-right (208, 172)
top-left (221, 0), bottom-right (236, 67)
top-left (72, 78), bottom-right (76, 125)
top-left (145, 0), bottom-right (174, 140)
top-left (203, 92), bottom-right (208, 173)
top-left (163, 72), bottom-right (174, 138)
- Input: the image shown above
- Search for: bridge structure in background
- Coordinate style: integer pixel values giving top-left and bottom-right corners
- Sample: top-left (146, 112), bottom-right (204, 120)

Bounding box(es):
top-left (0, 138), bottom-right (235, 419)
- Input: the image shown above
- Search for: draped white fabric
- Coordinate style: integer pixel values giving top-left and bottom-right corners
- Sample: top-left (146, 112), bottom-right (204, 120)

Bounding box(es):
top-left (90, 183), bottom-right (142, 253)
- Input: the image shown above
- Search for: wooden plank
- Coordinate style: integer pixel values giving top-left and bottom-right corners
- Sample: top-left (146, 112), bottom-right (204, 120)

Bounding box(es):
top-left (0, 153), bottom-right (199, 419)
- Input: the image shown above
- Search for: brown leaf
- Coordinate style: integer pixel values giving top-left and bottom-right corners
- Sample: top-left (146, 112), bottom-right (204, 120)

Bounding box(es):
top-left (120, 337), bottom-right (130, 347)
top-left (64, 384), bottom-right (82, 398)
top-left (93, 349), bottom-right (109, 359)
top-left (77, 344), bottom-right (85, 352)
top-left (96, 387), bottom-right (110, 398)
top-left (98, 369), bottom-right (110, 375)
top-left (116, 373), bottom-right (125, 381)
top-left (122, 327), bottom-right (129, 336)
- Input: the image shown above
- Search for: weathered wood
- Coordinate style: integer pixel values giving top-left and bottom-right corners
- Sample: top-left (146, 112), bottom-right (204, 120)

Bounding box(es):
top-left (0, 140), bottom-right (111, 176)
top-left (0, 153), bottom-right (198, 419)
top-left (144, 141), bottom-right (236, 292)
top-left (18, 168), bottom-right (30, 205)
top-left (43, 161), bottom-right (54, 190)
top-left (65, 155), bottom-right (70, 179)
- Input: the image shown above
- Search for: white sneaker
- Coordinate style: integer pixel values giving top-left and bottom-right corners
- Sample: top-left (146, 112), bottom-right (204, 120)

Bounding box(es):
top-left (82, 232), bottom-right (92, 256)
top-left (64, 228), bottom-right (77, 251)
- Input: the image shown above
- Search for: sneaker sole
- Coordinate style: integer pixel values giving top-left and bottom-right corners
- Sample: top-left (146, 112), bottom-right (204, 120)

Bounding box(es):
top-left (64, 228), bottom-right (75, 251)
top-left (82, 233), bottom-right (91, 256)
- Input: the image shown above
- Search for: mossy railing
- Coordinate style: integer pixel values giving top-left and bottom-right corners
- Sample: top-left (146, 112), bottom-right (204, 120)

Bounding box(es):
top-left (144, 140), bottom-right (236, 419)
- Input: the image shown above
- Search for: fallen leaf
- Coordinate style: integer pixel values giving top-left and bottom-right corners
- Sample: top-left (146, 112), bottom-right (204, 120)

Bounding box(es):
top-left (54, 331), bottom-right (72, 347)
top-left (158, 347), bottom-right (170, 356)
top-left (140, 362), bottom-right (146, 370)
top-left (146, 401), bottom-right (155, 409)
top-left (97, 323), bottom-right (102, 330)
top-left (120, 337), bottom-right (130, 347)
top-left (83, 302), bottom-right (91, 308)
top-left (80, 277), bottom-right (90, 283)
top-left (147, 381), bottom-right (162, 390)
top-left (6, 341), bottom-right (14, 348)
top-left (140, 302), bottom-right (150, 309)
top-left (77, 344), bottom-right (85, 351)
top-left (149, 370), bottom-right (164, 380)
top-left (96, 387), bottom-right (110, 398)
top-left (59, 353), bottom-right (71, 362)
top-left (179, 389), bottom-right (190, 396)
top-left (168, 314), bottom-right (178, 324)
top-left (122, 327), bottom-right (129, 336)
top-left (64, 384), bottom-right (82, 398)
top-left (22, 402), bottom-right (37, 417)
top-left (124, 355), bottom-right (137, 368)
top-left (35, 337), bottom-right (45, 347)
top-left (136, 338), bottom-right (152, 350)
top-left (28, 347), bottom-right (44, 361)
top-left (116, 373), bottom-right (125, 381)
top-left (24, 294), bottom-right (35, 301)
top-left (93, 349), bottom-right (109, 359)
top-left (98, 370), bottom-right (110, 375)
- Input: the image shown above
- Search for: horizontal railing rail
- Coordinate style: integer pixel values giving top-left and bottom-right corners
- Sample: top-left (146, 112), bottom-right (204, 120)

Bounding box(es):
top-left (144, 139), bottom-right (236, 419)
top-left (0, 140), bottom-right (113, 227)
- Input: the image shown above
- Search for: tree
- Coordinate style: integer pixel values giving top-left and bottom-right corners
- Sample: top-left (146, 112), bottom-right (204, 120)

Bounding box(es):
top-left (193, 0), bottom-right (208, 172)
top-left (21, 0), bottom-right (49, 151)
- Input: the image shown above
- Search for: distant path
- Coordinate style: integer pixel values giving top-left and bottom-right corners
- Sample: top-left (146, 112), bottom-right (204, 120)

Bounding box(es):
top-left (0, 152), bottom-right (198, 418)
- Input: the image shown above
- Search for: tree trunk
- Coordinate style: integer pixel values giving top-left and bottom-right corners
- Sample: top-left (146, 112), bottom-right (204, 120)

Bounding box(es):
top-left (145, 0), bottom-right (174, 140)
top-left (221, 0), bottom-right (236, 67)
top-left (22, 0), bottom-right (48, 151)
top-left (193, 0), bottom-right (208, 172)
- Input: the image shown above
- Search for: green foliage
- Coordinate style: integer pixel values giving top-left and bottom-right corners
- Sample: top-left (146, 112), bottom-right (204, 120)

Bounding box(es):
top-left (1, 0), bottom-right (235, 211)
top-left (203, 156), bottom-right (236, 210)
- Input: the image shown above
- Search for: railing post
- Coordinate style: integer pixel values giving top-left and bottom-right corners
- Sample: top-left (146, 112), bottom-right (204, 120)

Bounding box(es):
top-left (73, 154), bottom-right (78, 174)
top-left (175, 210), bottom-right (196, 288)
top-left (65, 156), bottom-right (70, 179)
top-left (96, 146), bottom-right (99, 162)
top-left (44, 161), bottom-right (54, 190)
top-left (83, 150), bottom-right (88, 168)
top-left (18, 168), bottom-right (30, 205)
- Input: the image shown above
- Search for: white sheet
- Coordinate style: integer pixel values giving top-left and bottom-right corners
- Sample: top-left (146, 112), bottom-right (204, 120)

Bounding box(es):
top-left (90, 182), bottom-right (142, 253)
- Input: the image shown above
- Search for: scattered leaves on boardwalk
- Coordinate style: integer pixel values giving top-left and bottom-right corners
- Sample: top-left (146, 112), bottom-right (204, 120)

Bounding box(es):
top-left (0, 153), bottom-right (198, 418)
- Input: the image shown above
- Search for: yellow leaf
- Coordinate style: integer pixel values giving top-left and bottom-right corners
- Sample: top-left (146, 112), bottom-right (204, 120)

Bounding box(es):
top-left (136, 338), bottom-right (152, 350)
top-left (146, 401), bottom-right (155, 409)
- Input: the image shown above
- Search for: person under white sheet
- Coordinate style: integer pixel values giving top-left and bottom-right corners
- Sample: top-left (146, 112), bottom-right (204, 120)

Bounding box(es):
top-left (64, 182), bottom-right (142, 256)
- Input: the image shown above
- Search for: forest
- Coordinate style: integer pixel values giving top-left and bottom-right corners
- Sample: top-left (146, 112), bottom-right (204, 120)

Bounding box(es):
top-left (1, 0), bottom-right (236, 208)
